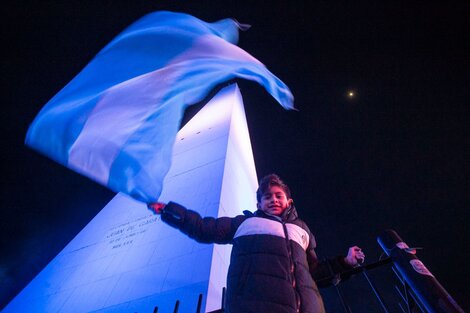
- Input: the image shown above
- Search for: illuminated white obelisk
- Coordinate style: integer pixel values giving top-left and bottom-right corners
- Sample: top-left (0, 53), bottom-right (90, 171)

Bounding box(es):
top-left (4, 84), bottom-right (258, 313)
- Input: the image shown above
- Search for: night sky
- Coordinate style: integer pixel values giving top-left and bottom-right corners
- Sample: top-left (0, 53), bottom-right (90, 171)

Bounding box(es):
top-left (2, 1), bottom-right (469, 311)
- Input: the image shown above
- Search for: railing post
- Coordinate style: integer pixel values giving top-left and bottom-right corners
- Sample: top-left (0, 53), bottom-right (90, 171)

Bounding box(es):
top-left (360, 266), bottom-right (391, 313)
top-left (333, 283), bottom-right (353, 313)
top-left (377, 229), bottom-right (464, 313)
top-left (221, 287), bottom-right (226, 310)
top-left (173, 300), bottom-right (180, 313)
top-left (196, 294), bottom-right (203, 313)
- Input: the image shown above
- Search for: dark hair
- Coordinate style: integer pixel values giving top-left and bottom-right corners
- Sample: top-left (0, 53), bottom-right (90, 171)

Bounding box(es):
top-left (256, 174), bottom-right (291, 202)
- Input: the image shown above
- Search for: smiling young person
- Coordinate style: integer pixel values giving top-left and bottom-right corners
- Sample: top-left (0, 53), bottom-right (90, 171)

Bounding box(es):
top-left (149, 174), bottom-right (365, 313)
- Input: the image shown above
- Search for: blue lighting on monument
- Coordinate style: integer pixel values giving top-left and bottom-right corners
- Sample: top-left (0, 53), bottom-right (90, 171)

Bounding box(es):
top-left (4, 84), bottom-right (258, 312)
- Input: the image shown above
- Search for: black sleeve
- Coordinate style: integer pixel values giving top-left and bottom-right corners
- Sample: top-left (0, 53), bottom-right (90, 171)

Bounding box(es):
top-left (161, 201), bottom-right (245, 244)
top-left (306, 233), bottom-right (354, 287)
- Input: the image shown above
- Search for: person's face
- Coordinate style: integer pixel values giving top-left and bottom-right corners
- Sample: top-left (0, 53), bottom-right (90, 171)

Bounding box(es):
top-left (257, 185), bottom-right (292, 216)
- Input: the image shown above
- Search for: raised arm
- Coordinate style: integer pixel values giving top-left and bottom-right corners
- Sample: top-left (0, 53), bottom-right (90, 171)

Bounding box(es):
top-left (306, 239), bottom-right (365, 287)
top-left (149, 201), bottom-right (245, 244)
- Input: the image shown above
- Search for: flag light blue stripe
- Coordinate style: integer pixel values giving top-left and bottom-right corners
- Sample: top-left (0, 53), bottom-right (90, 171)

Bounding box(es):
top-left (25, 11), bottom-right (294, 203)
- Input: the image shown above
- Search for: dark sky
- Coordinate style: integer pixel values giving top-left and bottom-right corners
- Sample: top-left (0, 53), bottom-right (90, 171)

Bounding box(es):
top-left (1, 1), bottom-right (469, 311)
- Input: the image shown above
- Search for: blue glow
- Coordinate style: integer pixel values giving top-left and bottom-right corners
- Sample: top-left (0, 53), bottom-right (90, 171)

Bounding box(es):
top-left (5, 85), bottom-right (258, 313)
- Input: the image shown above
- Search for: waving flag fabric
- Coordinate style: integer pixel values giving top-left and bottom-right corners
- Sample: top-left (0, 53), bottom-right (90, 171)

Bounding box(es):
top-left (25, 11), bottom-right (294, 203)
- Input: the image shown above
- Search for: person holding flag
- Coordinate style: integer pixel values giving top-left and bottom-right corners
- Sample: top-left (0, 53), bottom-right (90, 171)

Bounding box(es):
top-left (149, 174), bottom-right (365, 313)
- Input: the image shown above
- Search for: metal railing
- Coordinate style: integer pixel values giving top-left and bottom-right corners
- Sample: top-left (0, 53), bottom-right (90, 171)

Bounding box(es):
top-left (151, 288), bottom-right (225, 313)
top-left (320, 229), bottom-right (464, 313)
top-left (376, 229), bottom-right (464, 313)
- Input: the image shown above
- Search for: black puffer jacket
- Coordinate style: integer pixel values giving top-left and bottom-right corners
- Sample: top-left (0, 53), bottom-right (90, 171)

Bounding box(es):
top-left (161, 202), bottom-right (353, 313)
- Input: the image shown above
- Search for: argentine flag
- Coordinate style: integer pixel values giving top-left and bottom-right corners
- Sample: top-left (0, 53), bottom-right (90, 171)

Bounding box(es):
top-left (25, 11), bottom-right (294, 203)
